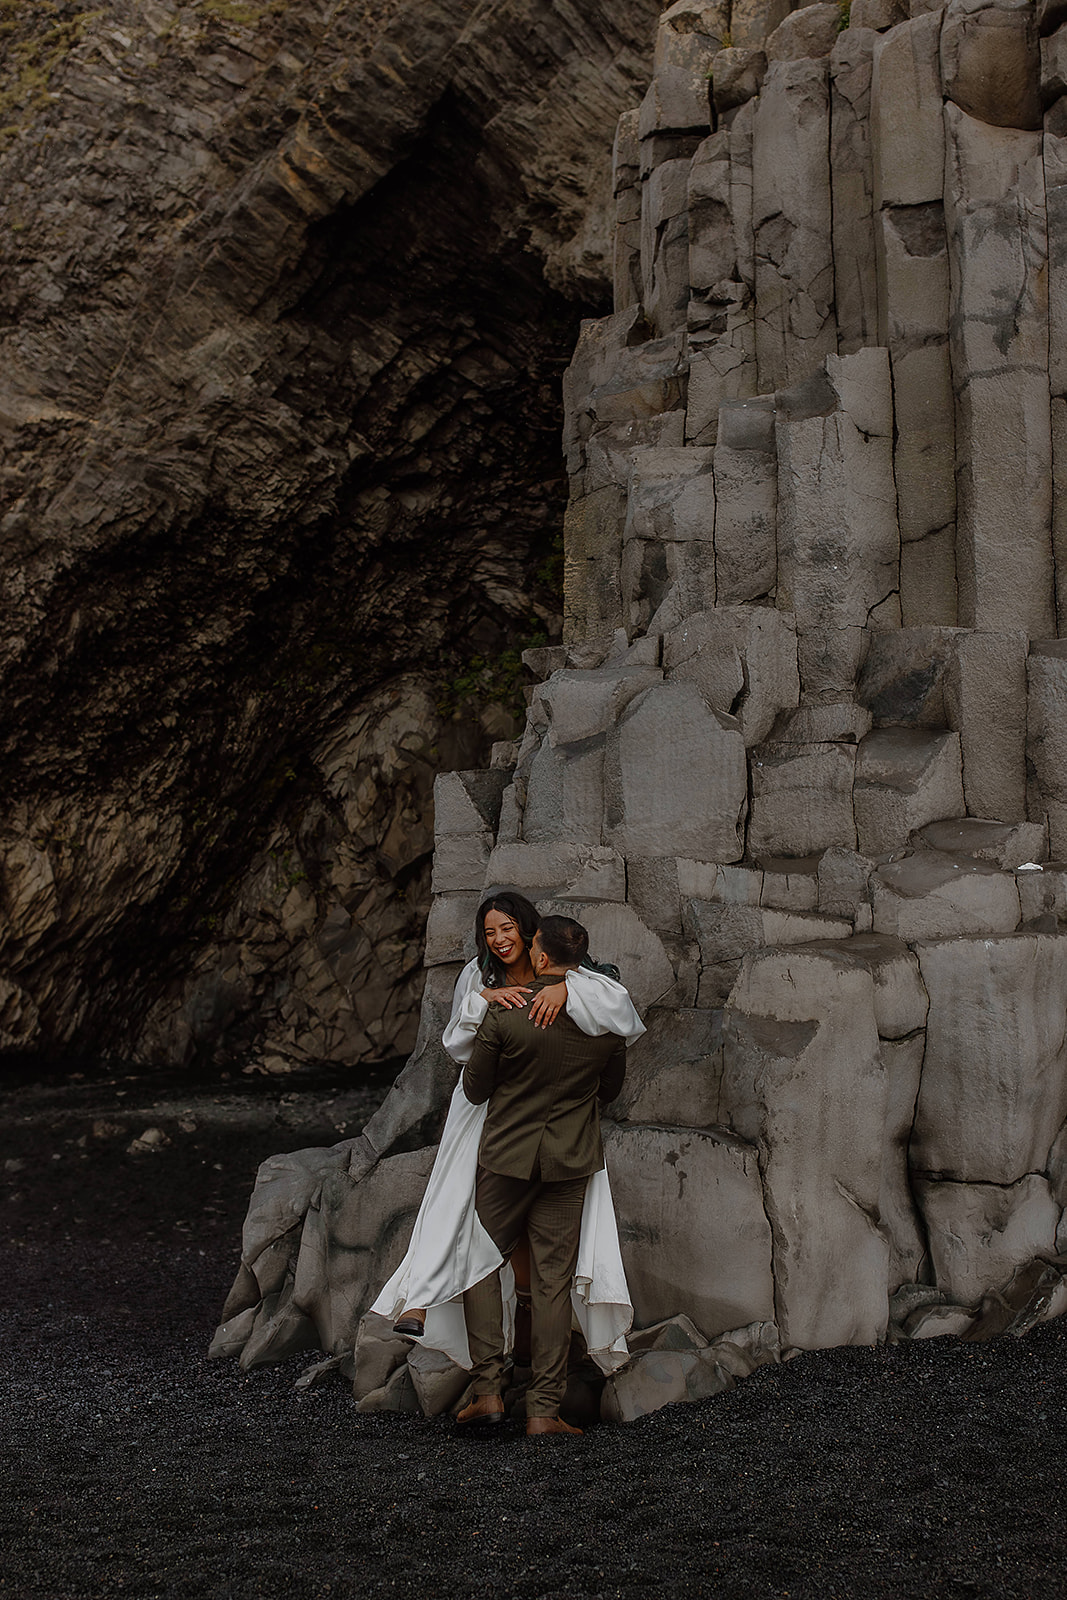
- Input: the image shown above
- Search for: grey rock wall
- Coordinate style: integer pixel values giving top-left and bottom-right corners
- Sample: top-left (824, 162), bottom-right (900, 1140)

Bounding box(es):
top-left (0, 0), bottom-right (665, 1068)
top-left (219, 0), bottom-right (1067, 1418)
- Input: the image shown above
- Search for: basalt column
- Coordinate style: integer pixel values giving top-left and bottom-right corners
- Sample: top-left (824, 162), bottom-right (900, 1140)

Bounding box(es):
top-left (219, 0), bottom-right (1067, 1422)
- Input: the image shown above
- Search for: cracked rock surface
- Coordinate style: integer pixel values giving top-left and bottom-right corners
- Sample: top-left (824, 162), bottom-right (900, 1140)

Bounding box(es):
top-left (219, 0), bottom-right (1067, 1412)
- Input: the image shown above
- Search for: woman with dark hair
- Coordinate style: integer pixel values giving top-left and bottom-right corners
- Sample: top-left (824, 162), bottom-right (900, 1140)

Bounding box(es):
top-left (372, 890), bottom-right (643, 1375)
top-left (442, 891), bottom-right (626, 1059)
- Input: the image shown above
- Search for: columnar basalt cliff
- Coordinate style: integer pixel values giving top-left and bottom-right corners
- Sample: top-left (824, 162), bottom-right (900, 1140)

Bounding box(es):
top-left (217, 0), bottom-right (1067, 1419)
top-left (0, 0), bottom-right (664, 1070)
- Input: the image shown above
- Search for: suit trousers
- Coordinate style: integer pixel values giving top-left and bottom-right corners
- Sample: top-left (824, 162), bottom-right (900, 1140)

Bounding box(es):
top-left (463, 1164), bottom-right (589, 1418)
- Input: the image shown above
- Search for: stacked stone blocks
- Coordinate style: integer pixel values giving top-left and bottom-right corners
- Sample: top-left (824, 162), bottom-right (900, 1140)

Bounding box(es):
top-left (424, 0), bottom-right (1067, 1382)
top-left (219, 0), bottom-right (1067, 1419)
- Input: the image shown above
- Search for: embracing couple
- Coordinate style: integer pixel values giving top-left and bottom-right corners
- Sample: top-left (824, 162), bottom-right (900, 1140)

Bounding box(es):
top-left (373, 893), bottom-right (645, 1438)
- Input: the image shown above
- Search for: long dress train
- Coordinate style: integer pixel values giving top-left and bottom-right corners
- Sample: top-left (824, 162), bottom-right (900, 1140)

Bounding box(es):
top-left (371, 960), bottom-right (644, 1374)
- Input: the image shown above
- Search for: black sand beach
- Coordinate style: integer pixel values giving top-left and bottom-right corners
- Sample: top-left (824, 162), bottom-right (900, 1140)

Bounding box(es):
top-left (4, 1068), bottom-right (1067, 1600)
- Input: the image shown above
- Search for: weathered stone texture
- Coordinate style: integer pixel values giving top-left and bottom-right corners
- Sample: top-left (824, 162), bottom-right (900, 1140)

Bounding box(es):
top-left (880, 220), bottom-right (955, 580)
top-left (712, 47), bottom-right (768, 117)
top-left (912, 933), bottom-right (1067, 1184)
top-left (240, 1142), bottom-right (436, 1369)
top-left (612, 1007), bottom-right (724, 1126)
top-left (917, 1176), bottom-right (1060, 1306)
top-left (664, 605), bottom-right (800, 746)
top-left (1027, 642), bottom-right (1067, 857)
top-left (948, 631), bottom-right (1029, 822)
top-left (711, 396), bottom-right (778, 603)
top-left (621, 447), bottom-right (717, 632)
top-left (601, 1315), bottom-right (781, 1422)
top-left (748, 741), bottom-right (858, 857)
top-left (851, 0), bottom-right (908, 26)
top-left (831, 28), bottom-right (879, 355)
top-left (774, 701), bottom-right (873, 744)
top-left (869, 15), bottom-right (959, 626)
top-left (871, 851), bottom-right (1021, 941)
top-left (1016, 863), bottom-right (1067, 923)
top-left (941, 0), bottom-right (1043, 132)
top-left (600, 1343), bottom-right (734, 1420)
top-left (1047, 122), bottom-right (1067, 414)
top-left (817, 845), bottom-right (875, 917)
top-left (520, 734), bottom-right (607, 846)
top-left (688, 133), bottom-right (735, 294)
top-left (642, 154), bottom-right (699, 335)
top-left (871, 11), bottom-right (945, 210)
top-left (765, 3), bottom-right (842, 61)
top-left (606, 1123), bottom-right (776, 1335)
top-left (434, 770), bottom-right (509, 839)
top-left (730, 0), bottom-right (795, 52)
top-left (538, 663), bottom-right (663, 748)
top-left (654, 0), bottom-right (730, 73)
top-left (722, 948), bottom-right (891, 1349)
top-left (485, 843), bottom-right (625, 901)
top-left (775, 352), bottom-right (899, 698)
top-left (685, 897), bottom-right (852, 1002)
top-left (854, 728), bottom-right (965, 855)
top-left (1053, 395), bottom-right (1067, 635)
top-left (613, 110), bottom-right (643, 312)
top-left (920, 817), bottom-right (1049, 871)
top-left (684, 305), bottom-right (760, 444)
top-left (880, 1032), bottom-right (929, 1292)
top-left (944, 104), bottom-right (1054, 636)
top-left (857, 626), bottom-right (1028, 820)
top-left (605, 680), bottom-right (748, 859)
top-left (752, 58), bottom-right (837, 390)
top-left (563, 309), bottom-right (687, 485)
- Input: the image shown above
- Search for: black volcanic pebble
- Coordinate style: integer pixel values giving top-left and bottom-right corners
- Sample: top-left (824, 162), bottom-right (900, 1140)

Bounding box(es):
top-left (4, 1074), bottom-right (1067, 1599)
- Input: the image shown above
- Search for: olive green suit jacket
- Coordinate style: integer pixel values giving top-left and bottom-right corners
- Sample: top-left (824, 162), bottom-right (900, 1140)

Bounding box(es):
top-left (462, 974), bottom-right (627, 1182)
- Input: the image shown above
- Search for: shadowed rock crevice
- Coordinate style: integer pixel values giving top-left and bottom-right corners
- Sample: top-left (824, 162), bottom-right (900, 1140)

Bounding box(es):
top-left (0, 0), bottom-right (665, 1066)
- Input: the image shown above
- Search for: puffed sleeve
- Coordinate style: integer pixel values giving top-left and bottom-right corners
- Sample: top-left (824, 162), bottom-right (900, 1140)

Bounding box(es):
top-left (564, 967), bottom-right (646, 1044)
top-left (441, 957), bottom-right (489, 1064)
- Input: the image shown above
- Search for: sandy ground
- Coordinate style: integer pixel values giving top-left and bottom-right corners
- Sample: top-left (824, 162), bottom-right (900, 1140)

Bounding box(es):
top-left (4, 1066), bottom-right (1067, 1600)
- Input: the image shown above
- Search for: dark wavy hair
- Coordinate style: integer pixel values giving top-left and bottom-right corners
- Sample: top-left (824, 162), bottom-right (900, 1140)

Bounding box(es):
top-left (474, 892), bottom-right (621, 985)
top-left (474, 892), bottom-right (541, 987)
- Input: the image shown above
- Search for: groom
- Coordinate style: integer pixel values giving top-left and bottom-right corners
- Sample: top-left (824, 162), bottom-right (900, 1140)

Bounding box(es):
top-left (456, 914), bottom-right (626, 1437)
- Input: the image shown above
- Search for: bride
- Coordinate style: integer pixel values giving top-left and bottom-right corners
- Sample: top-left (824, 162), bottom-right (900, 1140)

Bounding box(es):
top-left (371, 891), bottom-right (644, 1375)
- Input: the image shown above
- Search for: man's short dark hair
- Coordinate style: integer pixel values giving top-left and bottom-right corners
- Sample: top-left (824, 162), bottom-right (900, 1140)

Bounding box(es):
top-left (536, 915), bottom-right (589, 969)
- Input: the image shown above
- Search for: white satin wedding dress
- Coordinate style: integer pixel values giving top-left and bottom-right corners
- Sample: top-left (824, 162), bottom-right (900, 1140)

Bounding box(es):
top-left (372, 960), bottom-right (645, 1374)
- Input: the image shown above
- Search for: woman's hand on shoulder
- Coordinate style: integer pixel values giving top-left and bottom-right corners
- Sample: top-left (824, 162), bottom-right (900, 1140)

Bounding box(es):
top-left (528, 981), bottom-right (568, 1029)
top-left (481, 985), bottom-right (532, 1009)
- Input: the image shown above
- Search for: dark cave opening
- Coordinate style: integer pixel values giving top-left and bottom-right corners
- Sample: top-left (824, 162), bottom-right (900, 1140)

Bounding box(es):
top-left (1, 77), bottom-right (610, 1067)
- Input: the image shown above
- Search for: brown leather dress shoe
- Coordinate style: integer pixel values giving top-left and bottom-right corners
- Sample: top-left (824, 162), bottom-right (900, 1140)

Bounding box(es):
top-left (526, 1416), bottom-right (583, 1437)
top-left (392, 1308), bottom-right (426, 1338)
top-left (456, 1394), bottom-right (505, 1427)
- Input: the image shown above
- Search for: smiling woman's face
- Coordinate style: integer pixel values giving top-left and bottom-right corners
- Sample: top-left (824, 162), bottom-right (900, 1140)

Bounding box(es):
top-left (483, 910), bottom-right (526, 969)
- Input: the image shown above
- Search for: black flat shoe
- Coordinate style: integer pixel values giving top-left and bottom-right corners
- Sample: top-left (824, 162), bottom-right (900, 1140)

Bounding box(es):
top-left (393, 1310), bottom-right (426, 1338)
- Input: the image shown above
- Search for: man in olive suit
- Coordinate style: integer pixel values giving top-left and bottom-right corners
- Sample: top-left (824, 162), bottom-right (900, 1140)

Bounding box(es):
top-left (456, 914), bottom-right (626, 1437)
